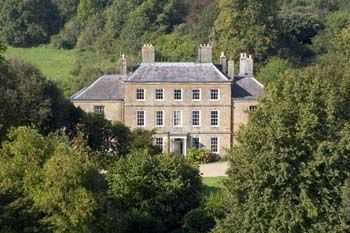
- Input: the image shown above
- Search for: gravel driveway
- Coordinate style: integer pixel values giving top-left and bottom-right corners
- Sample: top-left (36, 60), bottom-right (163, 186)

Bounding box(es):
top-left (199, 161), bottom-right (228, 177)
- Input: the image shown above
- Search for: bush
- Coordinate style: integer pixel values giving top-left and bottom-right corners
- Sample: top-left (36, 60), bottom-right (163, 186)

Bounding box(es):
top-left (203, 151), bottom-right (220, 163)
top-left (186, 147), bottom-right (206, 164)
top-left (107, 152), bottom-right (202, 232)
top-left (182, 208), bottom-right (216, 233)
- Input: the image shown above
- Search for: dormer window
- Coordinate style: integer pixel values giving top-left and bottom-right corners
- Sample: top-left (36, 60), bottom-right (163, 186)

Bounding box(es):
top-left (136, 89), bottom-right (145, 100)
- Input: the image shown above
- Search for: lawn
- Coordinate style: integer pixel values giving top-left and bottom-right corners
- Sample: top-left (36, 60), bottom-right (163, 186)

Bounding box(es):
top-left (202, 177), bottom-right (225, 198)
top-left (4, 46), bottom-right (76, 82)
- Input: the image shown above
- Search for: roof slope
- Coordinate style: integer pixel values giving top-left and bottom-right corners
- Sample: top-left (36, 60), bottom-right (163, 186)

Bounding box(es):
top-left (71, 75), bottom-right (124, 101)
top-left (232, 76), bottom-right (265, 100)
top-left (127, 63), bottom-right (230, 82)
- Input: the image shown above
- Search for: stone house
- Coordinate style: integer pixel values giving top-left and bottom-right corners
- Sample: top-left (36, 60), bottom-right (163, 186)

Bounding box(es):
top-left (71, 44), bottom-right (264, 156)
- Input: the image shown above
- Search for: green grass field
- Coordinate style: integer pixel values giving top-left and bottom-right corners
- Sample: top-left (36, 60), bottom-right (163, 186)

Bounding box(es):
top-left (202, 177), bottom-right (225, 198)
top-left (4, 46), bottom-right (76, 82)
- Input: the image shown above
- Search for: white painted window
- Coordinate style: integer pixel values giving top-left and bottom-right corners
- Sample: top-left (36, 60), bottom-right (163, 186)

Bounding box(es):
top-left (155, 137), bottom-right (163, 151)
top-left (210, 89), bottom-right (220, 100)
top-left (192, 89), bottom-right (201, 100)
top-left (136, 89), bottom-right (145, 100)
top-left (173, 110), bottom-right (182, 127)
top-left (155, 110), bottom-right (164, 127)
top-left (249, 105), bottom-right (258, 112)
top-left (94, 105), bottom-right (104, 115)
top-left (192, 110), bottom-right (201, 127)
top-left (210, 110), bottom-right (219, 127)
top-left (174, 89), bottom-right (182, 100)
top-left (210, 137), bottom-right (219, 153)
top-left (136, 111), bottom-right (145, 127)
top-left (192, 137), bottom-right (200, 148)
top-left (155, 89), bottom-right (164, 100)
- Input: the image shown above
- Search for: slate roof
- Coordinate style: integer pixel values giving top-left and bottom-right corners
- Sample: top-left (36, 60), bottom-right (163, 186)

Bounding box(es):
top-left (70, 75), bottom-right (125, 101)
top-left (127, 63), bottom-right (230, 83)
top-left (232, 76), bottom-right (265, 100)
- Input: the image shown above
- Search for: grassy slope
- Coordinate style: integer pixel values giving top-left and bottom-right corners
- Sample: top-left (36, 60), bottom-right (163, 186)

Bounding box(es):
top-left (4, 46), bottom-right (76, 82)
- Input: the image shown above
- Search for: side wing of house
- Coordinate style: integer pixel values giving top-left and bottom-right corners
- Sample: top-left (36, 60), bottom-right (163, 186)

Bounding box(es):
top-left (232, 76), bottom-right (265, 144)
top-left (70, 75), bottom-right (125, 122)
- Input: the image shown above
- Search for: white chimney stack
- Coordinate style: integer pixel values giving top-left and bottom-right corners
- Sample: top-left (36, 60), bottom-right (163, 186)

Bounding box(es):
top-left (198, 44), bottom-right (212, 63)
top-left (239, 53), bottom-right (254, 76)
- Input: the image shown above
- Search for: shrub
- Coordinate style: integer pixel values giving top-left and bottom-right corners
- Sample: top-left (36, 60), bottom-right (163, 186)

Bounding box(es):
top-left (182, 208), bottom-right (216, 233)
top-left (107, 152), bottom-right (202, 232)
top-left (203, 151), bottom-right (220, 163)
top-left (186, 147), bottom-right (206, 164)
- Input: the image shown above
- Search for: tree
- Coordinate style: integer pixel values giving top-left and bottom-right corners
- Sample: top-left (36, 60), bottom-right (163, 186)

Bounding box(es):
top-left (0, 0), bottom-right (60, 47)
top-left (0, 58), bottom-right (82, 141)
top-left (256, 57), bottom-right (291, 86)
top-left (107, 151), bottom-right (202, 232)
top-left (0, 127), bottom-right (104, 232)
top-left (214, 0), bottom-right (279, 62)
top-left (215, 60), bottom-right (350, 232)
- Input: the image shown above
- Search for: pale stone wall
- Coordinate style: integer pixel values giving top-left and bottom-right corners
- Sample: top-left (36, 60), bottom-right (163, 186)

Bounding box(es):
top-left (124, 82), bottom-right (232, 155)
top-left (72, 100), bottom-right (124, 122)
top-left (232, 99), bottom-right (259, 143)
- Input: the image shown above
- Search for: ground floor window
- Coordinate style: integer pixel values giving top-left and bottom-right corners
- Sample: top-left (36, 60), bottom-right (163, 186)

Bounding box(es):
top-left (210, 137), bottom-right (219, 153)
top-left (155, 137), bottom-right (163, 151)
top-left (192, 137), bottom-right (200, 148)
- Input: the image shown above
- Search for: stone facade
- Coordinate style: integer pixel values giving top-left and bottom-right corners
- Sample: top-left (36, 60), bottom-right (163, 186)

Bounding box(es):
top-left (71, 45), bottom-right (265, 156)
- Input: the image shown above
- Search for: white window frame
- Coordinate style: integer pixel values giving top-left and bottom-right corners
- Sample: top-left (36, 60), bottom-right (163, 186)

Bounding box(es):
top-left (210, 110), bottom-right (220, 127)
top-left (173, 89), bottom-right (183, 101)
top-left (249, 105), bottom-right (258, 112)
top-left (154, 137), bottom-right (164, 152)
top-left (94, 105), bottom-right (105, 115)
top-left (192, 110), bottom-right (201, 127)
top-left (136, 88), bottom-right (145, 101)
top-left (136, 110), bottom-right (146, 127)
top-left (173, 110), bottom-right (183, 127)
top-left (210, 89), bottom-right (220, 101)
top-left (155, 89), bottom-right (164, 101)
top-left (191, 137), bottom-right (201, 148)
top-left (192, 88), bottom-right (201, 101)
top-left (155, 110), bottom-right (164, 127)
top-left (210, 137), bottom-right (219, 153)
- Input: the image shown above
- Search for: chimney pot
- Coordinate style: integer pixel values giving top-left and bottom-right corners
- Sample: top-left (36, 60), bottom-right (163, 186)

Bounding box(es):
top-left (120, 54), bottom-right (127, 76)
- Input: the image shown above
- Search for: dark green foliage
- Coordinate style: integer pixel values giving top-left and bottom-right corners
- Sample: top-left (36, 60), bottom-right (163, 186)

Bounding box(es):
top-left (214, 59), bottom-right (350, 232)
top-left (107, 152), bottom-right (202, 232)
top-left (182, 208), bottom-right (216, 233)
top-left (130, 129), bottom-right (162, 155)
top-left (0, 58), bottom-right (81, 141)
top-left (0, 0), bottom-right (60, 47)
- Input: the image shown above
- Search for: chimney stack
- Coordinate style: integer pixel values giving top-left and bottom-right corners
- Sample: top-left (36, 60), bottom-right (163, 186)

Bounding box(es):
top-left (228, 60), bottom-right (235, 79)
top-left (239, 53), bottom-right (254, 76)
top-left (220, 52), bottom-right (227, 74)
top-left (198, 44), bottom-right (212, 63)
top-left (142, 44), bottom-right (155, 63)
top-left (246, 55), bottom-right (254, 76)
top-left (120, 54), bottom-right (127, 76)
